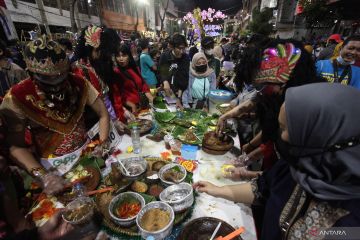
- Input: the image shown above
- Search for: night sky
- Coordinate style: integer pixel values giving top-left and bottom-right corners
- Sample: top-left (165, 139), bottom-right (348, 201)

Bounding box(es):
top-left (173, 0), bottom-right (243, 16)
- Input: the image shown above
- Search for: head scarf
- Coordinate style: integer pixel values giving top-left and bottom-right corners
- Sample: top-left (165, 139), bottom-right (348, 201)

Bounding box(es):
top-left (285, 83), bottom-right (360, 200)
top-left (190, 52), bottom-right (214, 78)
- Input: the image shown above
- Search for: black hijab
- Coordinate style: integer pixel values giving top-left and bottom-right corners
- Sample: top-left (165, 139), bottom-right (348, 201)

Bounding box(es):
top-left (285, 83), bottom-right (360, 200)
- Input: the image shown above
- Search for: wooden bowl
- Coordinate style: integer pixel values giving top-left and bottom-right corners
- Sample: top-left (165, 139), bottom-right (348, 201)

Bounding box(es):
top-left (177, 217), bottom-right (242, 240)
top-left (202, 131), bottom-right (234, 154)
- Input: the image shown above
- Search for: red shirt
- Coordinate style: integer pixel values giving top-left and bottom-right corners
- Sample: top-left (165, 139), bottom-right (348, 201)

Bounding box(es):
top-left (115, 67), bottom-right (150, 105)
top-left (73, 63), bottom-right (126, 122)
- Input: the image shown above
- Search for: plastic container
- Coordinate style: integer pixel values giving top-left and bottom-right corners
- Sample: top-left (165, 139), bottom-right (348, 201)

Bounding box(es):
top-left (180, 145), bottom-right (198, 160)
top-left (208, 90), bottom-right (233, 114)
top-left (136, 201), bottom-right (175, 240)
top-left (169, 139), bottom-right (182, 156)
top-left (164, 135), bottom-right (174, 150)
top-left (131, 126), bottom-right (141, 154)
top-left (108, 192), bottom-right (145, 227)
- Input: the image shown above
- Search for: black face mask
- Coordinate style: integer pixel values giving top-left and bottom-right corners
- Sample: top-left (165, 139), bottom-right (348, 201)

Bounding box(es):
top-left (274, 135), bottom-right (298, 166)
top-left (195, 64), bottom-right (207, 73)
top-left (275, 129), bottom-right (360, 167)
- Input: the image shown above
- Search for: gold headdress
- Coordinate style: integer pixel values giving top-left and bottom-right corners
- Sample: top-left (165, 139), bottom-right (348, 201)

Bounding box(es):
top-left (24, 35), bottom-right (69, 76)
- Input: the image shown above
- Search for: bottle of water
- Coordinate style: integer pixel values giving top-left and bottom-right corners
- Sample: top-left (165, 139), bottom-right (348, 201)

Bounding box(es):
top-left (131, 126), bottom-right (141, 154)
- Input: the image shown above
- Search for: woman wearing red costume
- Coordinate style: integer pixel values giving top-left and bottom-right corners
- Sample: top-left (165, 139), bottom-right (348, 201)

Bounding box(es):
top-left (114, 44), bottom-right (153, 114)
top-left (73, 25), bottom-right (135, 129)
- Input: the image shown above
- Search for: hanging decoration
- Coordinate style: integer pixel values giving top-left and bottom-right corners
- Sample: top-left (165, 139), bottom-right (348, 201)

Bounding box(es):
top-left (183, 8), bottom-right (227, 43)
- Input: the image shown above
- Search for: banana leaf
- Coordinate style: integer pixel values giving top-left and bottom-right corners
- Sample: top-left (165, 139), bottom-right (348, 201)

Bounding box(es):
top-left (171, 118), bottom-right (192, 128)
top-left (153, 96), bottom-right (167, 109)
top-left (154, 111), bottom-right (176, 123)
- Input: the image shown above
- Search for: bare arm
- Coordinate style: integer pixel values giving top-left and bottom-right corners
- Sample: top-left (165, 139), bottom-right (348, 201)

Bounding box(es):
top-left (194, 181), bottom-right (255, 204)
top-left (217, 99), bottom-right (256, 134)
top-left (90, 98), bottom-right (110, 143)
top-left (10, 146), bottom-right (65, 195)
top-left (145, 92), bottom-right (154, 104)
top-left (242, 131), bottom-right (263, 153)
top-left (224, 99), bottom-right (255, 119)
top-left (217, 183), bottom-right (255, 204)
top-left (10, 146), bottom-right (42, 173)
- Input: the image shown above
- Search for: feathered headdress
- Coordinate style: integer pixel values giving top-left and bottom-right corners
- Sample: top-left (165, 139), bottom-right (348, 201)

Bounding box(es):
top-left (254, 43), bottom-right (301, 84)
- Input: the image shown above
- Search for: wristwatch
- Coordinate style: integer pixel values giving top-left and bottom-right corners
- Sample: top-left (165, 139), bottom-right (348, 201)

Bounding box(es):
top-left (30, 167), bottom-right (47, 179)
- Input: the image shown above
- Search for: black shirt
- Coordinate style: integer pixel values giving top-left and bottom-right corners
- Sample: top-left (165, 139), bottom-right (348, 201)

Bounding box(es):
top-left (159, 50), bottom-right (190, 95)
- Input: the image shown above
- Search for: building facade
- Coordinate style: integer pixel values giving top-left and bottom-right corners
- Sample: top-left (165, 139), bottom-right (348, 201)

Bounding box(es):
top-left (154, 0), bottom-right (179, 37)
top-left (3, 0), bottom-right (181, 40)
top-left (101, 0), bottom-right (156, 35)
top-left (4, 0), bottom-right (100, 36)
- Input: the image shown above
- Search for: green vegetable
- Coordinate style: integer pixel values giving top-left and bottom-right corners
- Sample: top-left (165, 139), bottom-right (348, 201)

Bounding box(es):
top-left (171, 166), bottom-right (181, 173)
top-left (186, 172), bottom-right (193, 184)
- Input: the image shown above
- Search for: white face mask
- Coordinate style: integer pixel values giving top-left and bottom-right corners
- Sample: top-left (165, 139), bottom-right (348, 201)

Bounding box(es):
top-left (205, 49), bottom-right (214, 56)
top-left (337, 56), bottom-right (355, 66)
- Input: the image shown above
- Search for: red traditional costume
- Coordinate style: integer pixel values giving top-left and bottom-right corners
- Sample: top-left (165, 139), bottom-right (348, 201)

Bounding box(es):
top-left (2, 74), bottom-right (98, 158)
top-left (115, 67), bottom-right (150, 105)
top-left (73, 24), bottom-right (126, 123)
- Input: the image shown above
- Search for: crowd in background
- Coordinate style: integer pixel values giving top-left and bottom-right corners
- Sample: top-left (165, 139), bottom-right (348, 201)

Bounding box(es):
top-left (0, 24), bottom-right (360, 239)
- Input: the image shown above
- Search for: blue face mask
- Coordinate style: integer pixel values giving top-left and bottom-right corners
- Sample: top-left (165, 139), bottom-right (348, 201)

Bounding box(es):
top-left (337, 56), bottom-right (355, 66)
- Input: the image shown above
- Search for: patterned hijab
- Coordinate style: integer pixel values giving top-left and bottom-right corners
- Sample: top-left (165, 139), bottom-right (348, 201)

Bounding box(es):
top-left (285, 83), bottom-right (360, 200)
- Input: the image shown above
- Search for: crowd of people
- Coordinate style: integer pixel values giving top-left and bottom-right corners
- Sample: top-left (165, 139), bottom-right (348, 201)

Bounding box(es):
top-left (0, 24), bottom-right (359, 239)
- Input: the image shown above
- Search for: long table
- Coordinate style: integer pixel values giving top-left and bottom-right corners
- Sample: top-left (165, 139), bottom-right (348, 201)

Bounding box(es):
top-left (105, 132), bottom-right (257, 240)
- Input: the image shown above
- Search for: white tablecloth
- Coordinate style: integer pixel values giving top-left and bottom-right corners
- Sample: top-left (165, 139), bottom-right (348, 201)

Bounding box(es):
top-left (113, 133), bottom-right (257, 240)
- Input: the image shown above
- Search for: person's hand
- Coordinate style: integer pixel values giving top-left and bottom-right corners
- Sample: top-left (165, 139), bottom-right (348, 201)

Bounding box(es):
top-left (114, 119), bottom-right (126, 134)
top-left (147, 94), bottom-right (154, 105)
top-left (92, 140), bottom-right (111, 158)
top-left (42, 173), bottom-right (65, 195)
top-left (229, 101), bottom-right (237, 109)
top-left (176, 99), bottom-right (184, 110)
top-left (247, 147), bottom-right (264, 162)
top-left (124, 108), bottom-right (136, 121)
top-left (202, 105), bottom-right (209, 113)
top-left (38, 210), bottom-right (75, 240)
top-left (216, 115), bottom-right (227, 136)
top-left (163, 81), bottom-right (172, 97)
top-left (223, 167), bottom-right (257, 181)
top-left (241, 143), bottom-right (253, 154)
top-left (222, 76), bottom-right (231, 85)
top-left (227, 154), bottom-right (250, 167)
top-left (126, 101), bottom-right (138, 114)
top-left (193, 181), bottom-right (221, 197)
